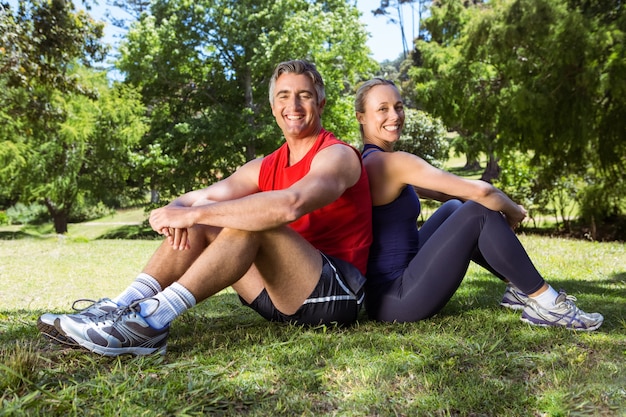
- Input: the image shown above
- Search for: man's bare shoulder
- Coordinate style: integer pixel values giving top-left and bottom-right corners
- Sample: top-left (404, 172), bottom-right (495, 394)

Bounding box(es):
top-left (316, 142), bottom-right (360, 163)
top-left (310, 143), bottom-right (361, 187)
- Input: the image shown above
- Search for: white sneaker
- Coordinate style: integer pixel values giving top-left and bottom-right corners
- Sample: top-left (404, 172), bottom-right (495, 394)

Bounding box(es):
top-left (55, 298), bottom-right (169, 356)
top-left (521, 291), bottom-right (603, 331)
top-left (37, 298), bottom-right (118, 345)
top-left (499, 285), bottom-right (528, 310)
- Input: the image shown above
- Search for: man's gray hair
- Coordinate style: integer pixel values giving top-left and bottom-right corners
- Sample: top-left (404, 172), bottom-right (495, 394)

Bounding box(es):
top-left (269, 60), bottom-right (326, 105)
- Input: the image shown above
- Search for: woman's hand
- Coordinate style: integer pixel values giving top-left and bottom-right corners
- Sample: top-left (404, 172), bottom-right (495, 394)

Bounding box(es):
top-left (505, 205), bottom-right (527, 229)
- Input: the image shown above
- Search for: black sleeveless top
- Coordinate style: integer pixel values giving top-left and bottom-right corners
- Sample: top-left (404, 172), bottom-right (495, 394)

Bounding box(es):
top-left (361, 144), bottom-right (421, 283)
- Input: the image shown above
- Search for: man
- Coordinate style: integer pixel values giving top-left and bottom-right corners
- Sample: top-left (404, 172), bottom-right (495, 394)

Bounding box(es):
top-left (37, 60), bottom-right (372, 356)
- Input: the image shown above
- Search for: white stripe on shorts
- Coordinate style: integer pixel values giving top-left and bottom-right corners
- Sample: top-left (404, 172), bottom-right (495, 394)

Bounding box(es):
top-left (302, 254), bottom-right (362, 305)
top-left (302, 295), bottom-right (356, 305)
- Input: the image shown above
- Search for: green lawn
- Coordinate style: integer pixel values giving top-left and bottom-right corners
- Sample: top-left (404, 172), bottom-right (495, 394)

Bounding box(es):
top-left (1, 215), bottom-right (625, 416)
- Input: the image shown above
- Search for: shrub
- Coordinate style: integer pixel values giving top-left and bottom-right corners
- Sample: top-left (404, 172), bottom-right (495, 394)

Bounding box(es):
top-left (5, 203), bottom-right (48, 225)
top-left (69, 200), bottom-right (114, 223)
top-left (493, 151), bottom-right (551, 227)
top-left (395, 109), bottom-right (450, 167)
top-left (577, 182), bottom-right (624, 225)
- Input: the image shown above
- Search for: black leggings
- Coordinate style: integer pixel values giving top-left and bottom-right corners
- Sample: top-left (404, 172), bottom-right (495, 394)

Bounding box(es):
top-left (365, 200), bottom-right (546, 322)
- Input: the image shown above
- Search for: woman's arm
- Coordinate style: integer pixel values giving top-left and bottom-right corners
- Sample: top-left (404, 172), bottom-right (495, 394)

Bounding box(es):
top-left (386, 151), bottom-right (526, 228)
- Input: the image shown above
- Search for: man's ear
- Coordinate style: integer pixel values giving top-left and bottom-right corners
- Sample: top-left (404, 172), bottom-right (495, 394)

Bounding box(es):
top-left (318, 98), bottom-right (326, 115)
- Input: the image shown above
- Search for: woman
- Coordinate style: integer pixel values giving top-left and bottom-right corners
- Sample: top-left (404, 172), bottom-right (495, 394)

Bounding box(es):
top-left (355, 78), bottom-right (603, 330)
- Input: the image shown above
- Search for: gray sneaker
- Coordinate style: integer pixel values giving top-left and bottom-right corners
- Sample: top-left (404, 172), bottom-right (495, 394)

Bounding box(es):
top-left (55, 298), bottom-right (169, 356)
top-left (500, 285), bottom-right (528, 310)
top-left (38, 298), bottom-right (119, 346)
top-left (521, 291), bottom-right (604, 331)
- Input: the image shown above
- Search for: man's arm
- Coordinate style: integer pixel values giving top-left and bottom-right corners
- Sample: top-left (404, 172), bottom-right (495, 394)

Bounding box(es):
top-left (148, 158), bottom-right (263, 248)
top-left (167, 159), bottom-right (264, 208)
top-left (390, 151), bottom-right (526, 228)
top-left (150, 144), bottom-right (361, 233)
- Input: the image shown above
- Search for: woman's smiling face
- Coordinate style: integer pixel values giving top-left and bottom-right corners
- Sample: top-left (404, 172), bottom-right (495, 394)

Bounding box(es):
top-left (357, 84), bottom-right (405, 145)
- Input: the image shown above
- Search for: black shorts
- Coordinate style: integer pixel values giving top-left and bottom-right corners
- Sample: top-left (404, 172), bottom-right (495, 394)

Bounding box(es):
top-left (240, 253), bottom-right (366, 326)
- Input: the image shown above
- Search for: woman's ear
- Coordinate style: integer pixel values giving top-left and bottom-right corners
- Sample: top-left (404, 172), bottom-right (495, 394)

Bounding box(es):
top-left (356, 112), bottom-right (365, 124)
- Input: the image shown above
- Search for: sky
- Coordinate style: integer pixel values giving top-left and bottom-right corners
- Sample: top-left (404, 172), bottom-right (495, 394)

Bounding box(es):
top-left (7, 0), bottom-right (414, 63)
top-left (356, 0), bottom-right (416, 62)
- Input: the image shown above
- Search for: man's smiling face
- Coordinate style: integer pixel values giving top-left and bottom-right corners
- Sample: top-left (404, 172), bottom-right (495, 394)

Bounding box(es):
top-left (271, 72), bottom-right (325, 141)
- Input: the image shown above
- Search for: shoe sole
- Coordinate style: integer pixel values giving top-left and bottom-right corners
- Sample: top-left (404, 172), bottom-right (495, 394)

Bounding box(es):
top-left (520, 316), bottom-right (603, 331)
top-left (37, 317), bottom-right (80, 346)
top-left (54, 318), bottom-right (167, 356)
top-left (78, 341), bottom-right (167, 356)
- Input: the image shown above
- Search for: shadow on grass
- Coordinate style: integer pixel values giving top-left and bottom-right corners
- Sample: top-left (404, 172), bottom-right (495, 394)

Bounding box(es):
top-left (2, 283), bottom-right (624, 415)
top-left (0, 230), bottom-right (36, 240)
top-left (0, 221), bottom-right (57, 239)
top-left (610, 271), bottom-right (626, 283)
top-left (2, 272), bottom-right (623, 363)
top-left (444, 271), bottom-right (625, 332)
top-left (97, 224), bottom-right (160, 240)
top-left (0, 292), bottom-right (261, 346)
top-left (447, 165), bottom-right (484, 178)
top-left (0, 224), bottom-right (160, 240)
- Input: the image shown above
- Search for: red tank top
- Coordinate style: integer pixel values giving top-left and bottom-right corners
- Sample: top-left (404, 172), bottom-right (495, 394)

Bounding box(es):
top-left (259, 129), bottom-right (372, 274)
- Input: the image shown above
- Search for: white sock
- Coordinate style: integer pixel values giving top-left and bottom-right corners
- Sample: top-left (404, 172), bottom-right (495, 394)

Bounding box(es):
top-left (139, 282), bottom-right (196, 329)
top-left (530, 285), bottom-right (559, 308)
top-left (113, 273), bottom-right (163, 306)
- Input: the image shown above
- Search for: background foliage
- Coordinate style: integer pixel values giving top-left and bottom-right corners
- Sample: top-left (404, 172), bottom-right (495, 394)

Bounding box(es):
top-left (1, 0), bottom-right (625, 239)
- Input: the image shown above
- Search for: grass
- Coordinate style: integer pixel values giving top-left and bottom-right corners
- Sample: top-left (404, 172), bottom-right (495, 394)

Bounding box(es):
top-left (1, 214), bottom-right (625, 416)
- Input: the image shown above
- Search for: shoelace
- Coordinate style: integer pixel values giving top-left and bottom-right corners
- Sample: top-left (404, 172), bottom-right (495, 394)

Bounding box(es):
top-left (556, 293), bottom-right (578, 308)
top-left (91, 297), bottom-right (159, 325)
top-left (71, 298), bottom-right (103, 312)
top-left (556, 294), bottom-right (586, 320)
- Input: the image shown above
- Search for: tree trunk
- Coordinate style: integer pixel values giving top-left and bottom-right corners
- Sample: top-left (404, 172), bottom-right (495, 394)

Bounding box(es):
top-left (52, 212), bottom-right (69, 234)
top-left (150, 188), bottom-right (160, 204)
top-left (44, 198), bottom-right (70, 234)
top-left (463, 157), bottom-right (481, 171)
top-left (150, 175), bottom-right (160, 204)
top-left (244, 70), bottom-right (256, 161)
top-left (480, 152), bottom-right (501, 183)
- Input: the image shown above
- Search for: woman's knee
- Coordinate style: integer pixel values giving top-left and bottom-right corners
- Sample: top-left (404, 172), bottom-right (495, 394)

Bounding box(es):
top-left (440, 199), bottom-right (463, 215)
top-left (461, 200), bottom-right (501, 218)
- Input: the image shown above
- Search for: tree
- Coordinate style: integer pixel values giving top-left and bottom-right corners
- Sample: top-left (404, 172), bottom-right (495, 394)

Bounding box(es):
top-left (116, 0), bottom-right (377, 198)
top-left (409, 0), bottom-right (503, 180)
top-left (1, 0), bottom-right (107, 91)
top-left (105, 0), bottom-right (151, 28)
top-left (465, 0), bottom-right (626, 222)
top-left (0, 1), bottom-right (146, 233)
top-left (371, 0), bottom-right (432, 59)
top-left (409, 0), bottom-right (626, 228)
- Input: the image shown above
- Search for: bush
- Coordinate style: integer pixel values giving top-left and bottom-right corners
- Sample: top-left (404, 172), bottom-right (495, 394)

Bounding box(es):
top-left (493, 152), bottom-right (552, 227)
top-left (5, 203), bottom-right (48, 225)
top-left (577, 182), bottom-right (625, 225)
top-left (69, 200), bottom-right (114, 223)
top-left (395, 109), bottom-right (450, 167)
